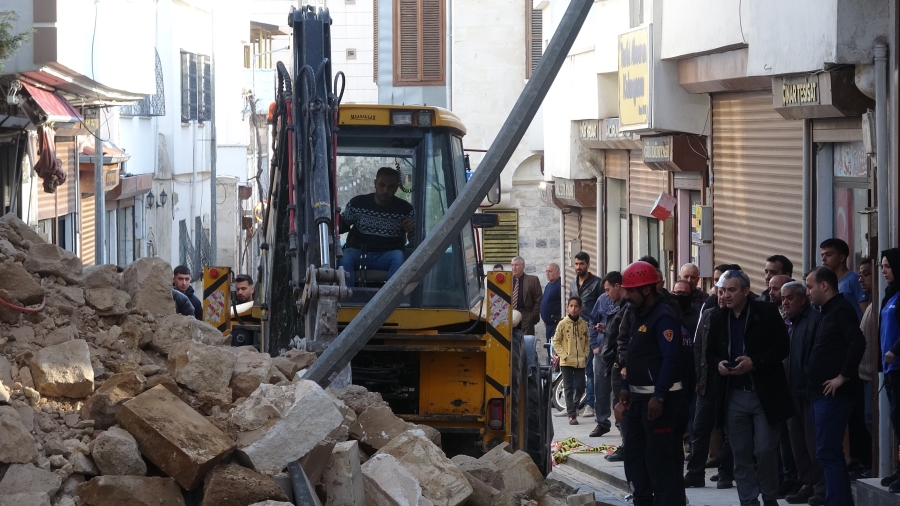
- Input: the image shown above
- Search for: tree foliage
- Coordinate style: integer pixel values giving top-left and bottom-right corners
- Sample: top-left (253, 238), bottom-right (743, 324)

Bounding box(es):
top-left (0, 13), bottom-right (33, 71)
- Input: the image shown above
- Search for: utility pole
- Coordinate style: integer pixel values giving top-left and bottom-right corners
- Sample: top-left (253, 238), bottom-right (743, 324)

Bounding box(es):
top-left (209, 57), bottom-right (217, 265)
top-left (93, 110), bottom-right (106, 265)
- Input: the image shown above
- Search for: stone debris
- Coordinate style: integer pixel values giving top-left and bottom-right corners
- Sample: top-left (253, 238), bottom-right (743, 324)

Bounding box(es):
top-left (0, 463), bottom-right (63, 496)
top-left (0, 404), bottom-right (38, 463)
top-left (349, 404), bottom-right (411, 454)
top-left (167, 340), bottom-right (236, 393)
top-left (77, 476), bottom-right (187, 506)
top-left (200, 463), bottom-right (290, 506)
top-left (230, 350), bottom-right (274, 399)
top-left (24, 243), bottom-right (84, 285)
top-left (29, 339), bottom-right (94, 398)
top-left (84, 288), bottom-right (131, 316)
top-left (81, 265), bottom-right (121, 290)
top-left (117, 385), bottom-right (234, 490)
top-left (80, 371), bottom-right (147, 429)
top-left (248, 502), bottom-right (295, 506)
top-left (565, 492), bottom-right (595, 506)
top-left (322, 440), bottom-right (365, 506)
top-left (362, 453), bottom-right (422, 506)
top-left (122, 257), bottom-right (177, 317)
top-left (90, 426), bottom-right (147, 476)
top-left (377, 430), bottom-right (473, 506)
top-left (151, 313), bottom-right (229, 355)
top-left (0, 492), bottom-right (51, 506)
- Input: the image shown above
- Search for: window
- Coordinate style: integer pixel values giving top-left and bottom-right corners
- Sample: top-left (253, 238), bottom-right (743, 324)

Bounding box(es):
top-left (393, 0), bottom-right (445, 86)
top-left (373, 0), bottom-right (379, 82)
top-left (120, 49), bottom-right (166, 117)
top-left (526, 7), bottom-right (542, 78)
top-left (181, 51), bottom-right (211, 123)
top-left (481, 210), bottom-right (519, 264)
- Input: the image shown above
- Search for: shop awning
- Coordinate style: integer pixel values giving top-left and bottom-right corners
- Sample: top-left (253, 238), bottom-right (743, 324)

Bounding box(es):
top-left (20, 82), bottom-right (83, 125)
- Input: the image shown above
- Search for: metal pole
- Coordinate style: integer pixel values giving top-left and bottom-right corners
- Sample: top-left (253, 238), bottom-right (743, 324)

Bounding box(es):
top-left (94, 114), bottom-right (106, 265)
top-left (210, 52), bottom-right (217, 266)
top-left (875, 37), bottom-right (892, 478)
top-left (304, 0), bottom-right (595, 388)
top-left (801, 119), bottom-right (812, 274)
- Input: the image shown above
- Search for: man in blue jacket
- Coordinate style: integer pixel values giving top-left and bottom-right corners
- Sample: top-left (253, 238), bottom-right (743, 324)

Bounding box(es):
top-left (541, 263), bottom-right (562, 362)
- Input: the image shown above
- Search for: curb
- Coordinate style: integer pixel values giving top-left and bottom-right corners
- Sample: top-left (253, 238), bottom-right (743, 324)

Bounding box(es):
top-left (563, 455), bottom-right (630, 491)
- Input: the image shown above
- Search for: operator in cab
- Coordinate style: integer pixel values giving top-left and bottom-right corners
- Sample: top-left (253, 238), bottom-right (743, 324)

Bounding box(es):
top-left (234, 274), bottom-right (255, 304)
top-left (338, 167), bottom-right (415, 287)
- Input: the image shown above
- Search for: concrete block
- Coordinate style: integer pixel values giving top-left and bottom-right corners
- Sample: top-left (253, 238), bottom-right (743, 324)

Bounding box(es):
top-left (80, 371), bottom-right (147, 429)
top-left (117, 385), bottom-right (235, 490)
top-left (77, 476), bottom-right (186, 506)
top-left (349, 405), bottom-right (409, 453)
top-left (450, 455), bottom-right (502, 489)
top-left (480, 445), bottom-right (542, 495)
top-left (232, 380), bottom-right (342, 475)
top-left (299, 440), bottom-right (337, 486)
top-left (361, 453), bottom-right (421, 506)
top-left (459, 470), bottom-right (498, 506)
top-left (167, 340), bottom-right (236, 393)
top-left (377, 430), bottom-right (472, 506)
top-left (322, 440), bottom-right (365, 506)
top-left (200, 464), bottom-right (290, 506)
top-left (566, 492), bottom-right (595, 506)
top-left (230, 351), bottom-right (273, 399)
top-left (29, 339), bottom-right (94, 398)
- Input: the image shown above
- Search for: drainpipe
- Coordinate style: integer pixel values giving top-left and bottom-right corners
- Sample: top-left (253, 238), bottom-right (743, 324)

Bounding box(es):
top-left (445, 0), bottom-right (452, 110)
top-left (801, 119), bottom-right (812, 275)
top-left (875, 37), bottom-right (891, 479)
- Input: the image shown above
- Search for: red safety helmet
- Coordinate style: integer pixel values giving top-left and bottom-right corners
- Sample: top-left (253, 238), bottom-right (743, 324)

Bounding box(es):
top-left (621, 261), bottom-right (660, 289)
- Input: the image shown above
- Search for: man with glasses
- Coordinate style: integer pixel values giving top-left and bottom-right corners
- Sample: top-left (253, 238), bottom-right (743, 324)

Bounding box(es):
top-left (707, 270), bottom-right (793, 506)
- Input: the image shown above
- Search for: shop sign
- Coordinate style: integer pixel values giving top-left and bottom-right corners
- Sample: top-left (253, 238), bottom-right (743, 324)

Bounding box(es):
top-left (578, 120), bottom-right (599, 141)
top-left (618, 25), bottom-right (652, 130)
top-left (642, 136), bottom-right (671, 163)
top-left (103, 166), bottom-right (120, 191)
top-left (781, 74), bottom-right (819, 106)
top-left (553, 177), bottom-right (597, 207)
top-left (602, 118), bottom-right (634, 141)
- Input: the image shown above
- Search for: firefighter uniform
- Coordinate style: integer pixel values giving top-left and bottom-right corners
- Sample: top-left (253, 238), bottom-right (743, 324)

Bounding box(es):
top-left (622, 295), bottom-right (685, 506)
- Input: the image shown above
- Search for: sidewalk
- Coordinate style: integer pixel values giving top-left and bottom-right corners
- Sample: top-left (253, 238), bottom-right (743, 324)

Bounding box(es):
top-left (550, 408), bottom-right (898, 506)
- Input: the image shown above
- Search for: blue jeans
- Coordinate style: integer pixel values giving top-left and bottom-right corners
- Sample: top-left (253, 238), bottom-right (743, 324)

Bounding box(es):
top-left (592, 354), bottom-right (611, 428)
top-left (584, 351), bottom-right (595, 408)
top-left (339, 248), bottom-right (404, 287)
top-left (813, 395), bottom-right (855, 506)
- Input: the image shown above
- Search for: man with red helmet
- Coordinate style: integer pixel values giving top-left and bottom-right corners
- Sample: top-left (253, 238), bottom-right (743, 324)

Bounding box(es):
top-left (615, 261), bottom-right (685, 506)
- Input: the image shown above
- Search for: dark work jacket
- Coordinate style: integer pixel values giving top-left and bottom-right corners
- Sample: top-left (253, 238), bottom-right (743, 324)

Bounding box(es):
top-left (707, 300), bottom-right (794, 425)
top-left (540, 279), bottom-right (562, 329)
top-left (807, 294), bottom-right (866, 401)
top-left (624, 297), bottom-right (682, 400)
top-left (570, 274), bottom-right (602, 320)
top-left (786, 304), bottom-right (821, 399)
top-left (183, 285), bottom-right (203, 321)
top-left (694, 306), bottom-right (716, 396)
top-left (172, 289), bottom-right (195, 317)
top-left (601, 299), bottom-right (627, 376)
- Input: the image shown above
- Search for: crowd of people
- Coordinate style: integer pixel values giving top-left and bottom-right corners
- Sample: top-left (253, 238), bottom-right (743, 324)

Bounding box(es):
top-left (528, 240), bottom-right (900, 506)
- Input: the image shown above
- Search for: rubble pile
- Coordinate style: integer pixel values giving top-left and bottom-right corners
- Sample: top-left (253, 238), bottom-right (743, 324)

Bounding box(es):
top-left (0, 213), bottom-right (574, 506)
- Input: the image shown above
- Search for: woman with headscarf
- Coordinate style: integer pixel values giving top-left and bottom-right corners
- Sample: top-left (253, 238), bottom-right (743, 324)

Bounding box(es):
top-left (879, 248), bottom-right (900, 492)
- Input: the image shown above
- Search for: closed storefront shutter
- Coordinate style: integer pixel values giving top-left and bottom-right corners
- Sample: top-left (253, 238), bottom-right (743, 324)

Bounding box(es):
top-left (80, 195), bottom-right (95, 266)
top-left (37, 137), bottom-right (77, 221)
top-left (712, 91), bottom-right (803, 290)
top-left (563, 210), bottom-right (580, 289)
top-left (562, 207), bottom-right (598, 295)
top-left (581, 207), bottom-right (598, 272)
top-left (629, 150), bottom-right (668, 217)
top-left (605, 150), bottom-right (629, 180)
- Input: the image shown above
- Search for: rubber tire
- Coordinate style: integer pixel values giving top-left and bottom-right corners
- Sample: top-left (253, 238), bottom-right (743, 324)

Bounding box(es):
top-left (552, 375), bottom-right (566, 412)
top-left (523, 335), bottom-right (553, 476)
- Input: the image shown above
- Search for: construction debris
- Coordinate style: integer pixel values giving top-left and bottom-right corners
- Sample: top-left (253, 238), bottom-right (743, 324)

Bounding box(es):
top-left (0, 213), bottom-right (575, 506)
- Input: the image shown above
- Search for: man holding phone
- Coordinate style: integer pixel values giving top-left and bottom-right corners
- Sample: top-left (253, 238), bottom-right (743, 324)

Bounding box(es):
top-left (707, 270), bottom-right (793, 506)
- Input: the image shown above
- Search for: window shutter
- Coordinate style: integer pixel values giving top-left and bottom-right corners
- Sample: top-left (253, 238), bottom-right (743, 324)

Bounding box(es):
top-left (198, 55), bottom-right (212, 122)
top-left (181, 51), bottom-right (191, 122)
top-left (373, 0), bottom-right (378, 83)
top-left (421, 0), bottom-right (442, 80)
top-left (189, 53), bottom-right (198, 121)
top-left (530, 9), bottom-right (542, 75)
top-left (397, 0), bottom-right (419, 81)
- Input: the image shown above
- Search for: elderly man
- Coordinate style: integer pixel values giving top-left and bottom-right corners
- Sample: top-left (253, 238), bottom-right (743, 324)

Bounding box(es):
top-left (680, 263), bottom-right (706, 311)
top-left (781, 281), bottom-right (825, 505)
top-left (541, 263), bottom-right (563, 361)
top-left (511, 256), bottom-right (542, 336)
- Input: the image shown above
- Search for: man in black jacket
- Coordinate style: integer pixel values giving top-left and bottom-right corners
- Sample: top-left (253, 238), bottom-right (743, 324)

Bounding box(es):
top-left (805, 266), bottom-right (866, 506)
top-left (600, 273), bottom-right (629, 459)
top-left (174, 265), bottom-right (202, 320)
top-left (708, 270), bottom-right (793, 506)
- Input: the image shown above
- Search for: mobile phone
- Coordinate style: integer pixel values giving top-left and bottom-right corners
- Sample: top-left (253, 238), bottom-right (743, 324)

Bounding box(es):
top-left (724, 361), bottom-right (738, 371)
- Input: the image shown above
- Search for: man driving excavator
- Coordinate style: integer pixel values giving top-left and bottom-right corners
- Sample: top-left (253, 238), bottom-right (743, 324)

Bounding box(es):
top-left (338, 167), bottom-right (415, 287)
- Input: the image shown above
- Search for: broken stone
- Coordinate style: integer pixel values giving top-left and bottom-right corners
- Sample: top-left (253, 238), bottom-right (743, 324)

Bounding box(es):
top-left (480, 446), bottom-right (543, 496)
top-left (43, 325), bottom-right (78, 347)
top-left (117, 385), bottom-right (234, 490)
top-left (49, 454), bottom-right (68, 467)
top-left (322, 440), bottom-right (365, 506)
top-left (167, 341), bottom-right (236, 393)
top-left (82, 265), bottom-right (121, 290)
top-left (0, 463), bottom-right (63, 497)
top-left (248, 502), bottom-right (295, 506)
top-left (408, 423), bottom-right (442, 448)
top-left (199, 464), bottom-right (290, 506)
top-left (70, 452), bottom-right (100, 476)
top-left (80, 371), bottom-right (147, 430)
top-left (85, 289), bottom-right (131, 316)
top-left (0, 379), bottom-right (9, 403)
top-left (77, 476), bottom-right (186, 506)
top-left (0, 355), bottom-right (14, 384)
top-left (299, 440), bottom-right (337, 487)
top-left (335, 384), bottom-right (389, 415)
top-left (0, 492), bottom-right (50, 506)
top-left (459, 470), bottom-right (499, 506)
top-left (15, 403), bottom-right (34, 431)
top-left (55, 284), bottom-right (86, 306)
top-left (0, 262), bottom-right (44, 305)
top-left (565, 492), bottom-right (595, 506)
top-left (29, 339), bottom-right (94, 398)
top-left (232, 380), bottom-right (342, 475)
top-left (230, 351), bottom-right (273, 399)
top-left (63, 413), bottom-right (80, 427)
top-left (10, 327), bottom-right (38, 350)
top-left (122, 257), bottom-right (176, 317)
top-left (91, 426), bottom-right (147, 476)
top-left (326, 399), bottom-right (357, 443)
top-left (376, 430), bottom-right (472, 506)
top-left (0, 214), bottom-right (45, 247)
top-left (24, 243), bottom-right (83, 284)
top-left (150, 313), bottom-right (229, 355)
top-left (362, 453), bottom-right (422, 506)
top-left (271, 356), bottom-right (302, 379)
top-left (0, 405), bottom-right (38, 463)
top-left (349, 405), bottom-right (411, 454)
top-left (450, 455), bottom-right (502, 489)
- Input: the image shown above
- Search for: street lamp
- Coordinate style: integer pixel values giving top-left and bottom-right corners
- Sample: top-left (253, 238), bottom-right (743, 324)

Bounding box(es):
top-left (146, 189), bottom-right (167, 209)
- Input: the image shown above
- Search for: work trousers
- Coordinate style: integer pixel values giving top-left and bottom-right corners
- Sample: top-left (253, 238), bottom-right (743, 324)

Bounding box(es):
top-left (560, 366), bottom-right (586, 418)
top-left (623, 392), bottom-right (686, 506)
top-left (847, 380), bottom-right (872, 468)
top-left (813, 394), bottom-right (855, 506)
top-left (786, 396), bottom-right (825, 496)
top-left (686, 374), bottom-right (733, 480)
top-left (584, 352), bottom-right (595, 407)
top-left (593, 354), bottom-right (612, 429)
top-left (726, 389), bottom-right (781, 506)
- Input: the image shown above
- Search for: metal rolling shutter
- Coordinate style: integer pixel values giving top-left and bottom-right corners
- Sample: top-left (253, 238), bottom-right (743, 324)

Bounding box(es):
top-left (605, 150), bottom-right (629, 180)
top-left (712, 91), bottom-right (803, 291)
top-left (629, 150), bottom-right (668, 217)
top-left (563, 210), bottom-right (580, 289)
top-left (80, 195), bottom-right (95, 266)
top-left (562, 207), bottom-right (598, 294)
top-left (37, 137), bottom-right (77, 220)
top-left (581, 207), bottom-right (598, 271)
top-left (481, 209), bottom-right (518, 264)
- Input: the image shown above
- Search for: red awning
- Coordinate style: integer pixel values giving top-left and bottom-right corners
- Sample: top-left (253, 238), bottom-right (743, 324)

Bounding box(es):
top-left (21, 82), bottom-right (83, 123)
